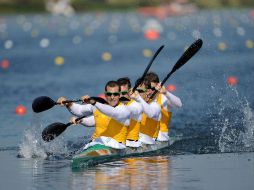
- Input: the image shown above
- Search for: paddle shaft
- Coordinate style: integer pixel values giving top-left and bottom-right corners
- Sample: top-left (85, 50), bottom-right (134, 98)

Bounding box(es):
top-left (149, 39), bottom-right (203, 99)
top-left (65, 115), bottom-right (86, 127)
top-left (59, 99), bottom-right (81, 104)
top-left (132, 45), bottom-right (164, 92)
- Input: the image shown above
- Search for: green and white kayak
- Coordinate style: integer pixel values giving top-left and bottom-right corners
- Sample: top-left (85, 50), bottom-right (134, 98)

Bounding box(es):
top-left (71, 141), bottom-right (170, 168)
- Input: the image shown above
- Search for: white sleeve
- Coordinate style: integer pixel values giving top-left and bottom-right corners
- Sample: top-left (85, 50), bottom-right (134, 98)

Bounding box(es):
top-left (80, 115), bottom-right (95, 127)
top-left (94, 102), bottom-right (130, 125)
top-left (134, 95), bottom-right (160, 120)
top-left (68, 103), bottom-right (94, 117)
top-left (164, 91), bottom-right (182, 108)
top-left (128, 101), bottom-right (143, 121)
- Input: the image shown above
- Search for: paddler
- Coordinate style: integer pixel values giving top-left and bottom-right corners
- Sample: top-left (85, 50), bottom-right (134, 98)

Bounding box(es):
top-left (145, 72), bottom-right (182, 142)
top-left (57, 80), bottom-right (130, 150)
top-left (117, 77), bottom-right (143, 148)
top-left (130, 78), bottom-right (161, 145)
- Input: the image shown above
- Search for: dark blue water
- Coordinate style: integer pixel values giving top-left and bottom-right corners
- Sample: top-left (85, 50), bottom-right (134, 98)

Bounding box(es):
top-left (0, 10), bottom-right (254, 190)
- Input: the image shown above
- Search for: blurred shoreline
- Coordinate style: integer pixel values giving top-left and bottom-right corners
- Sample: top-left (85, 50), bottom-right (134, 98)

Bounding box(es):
top-left (0, 0), bottom-right (254, 15)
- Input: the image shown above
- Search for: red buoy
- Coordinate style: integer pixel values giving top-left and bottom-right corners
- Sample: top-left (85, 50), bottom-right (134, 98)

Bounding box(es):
top-left (167, 84), bottom-right (176, 92)
top-left (1, 60), bottom-right (10, 69)
top-left (144, 29), bottom-right (160, 40)
top-left (227, 76), bottom-right (238, 86)
top-left (16, 105), bottom-right (27, 115)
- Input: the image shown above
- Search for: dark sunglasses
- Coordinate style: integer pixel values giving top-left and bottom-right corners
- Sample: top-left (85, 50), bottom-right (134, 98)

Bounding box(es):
top-left (105, 92), bottom-right (120, 97)
top-left (120, 90), bottom-right (129, 95)
top-left (137, 89), bottom-right (146, 93)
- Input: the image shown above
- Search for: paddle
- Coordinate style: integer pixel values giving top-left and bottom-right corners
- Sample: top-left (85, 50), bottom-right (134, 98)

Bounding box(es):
top-left (32, 96), bottom-right (108, 113)
top-left (149, 39), bottom-right (203, 99)
top-left (41, 96), bottom-right (130, 142)
top-left (132, 45), bottom-right (164, 93)
top-left (42, 116), bottom-right (86, 142)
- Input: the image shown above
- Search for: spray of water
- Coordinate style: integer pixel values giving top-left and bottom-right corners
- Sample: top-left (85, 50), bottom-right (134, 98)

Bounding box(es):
top-left (240, 102), bottom-right (254, 148)
top-left (216, 87), bottom-right (254, 152)
top-left (18, 114), bottom-right (69, 159)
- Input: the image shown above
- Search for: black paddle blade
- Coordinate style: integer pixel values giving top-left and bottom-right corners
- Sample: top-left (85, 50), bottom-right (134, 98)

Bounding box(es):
top-left (42, 122), bottom-right (69, 142)
top-left (32, 96), bottom-right (57, 113)
top-left (161, 39), bottom-right (203, 85)
top-left (171, 39), bottom-right (203, 74)
top-left (150, 39), bottom-right (203, 100)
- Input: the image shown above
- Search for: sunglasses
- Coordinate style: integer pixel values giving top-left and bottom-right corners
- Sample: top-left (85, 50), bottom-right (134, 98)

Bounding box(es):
top-left (105, 92), bottom-right (120, 97)
top-left (120, 90), bottom-right (129, 95)
top-left (137, 89), bottom-right (146, 93)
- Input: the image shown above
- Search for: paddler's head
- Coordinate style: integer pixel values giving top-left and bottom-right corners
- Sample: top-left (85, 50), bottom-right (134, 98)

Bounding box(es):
top-left (135, 78), bottom-right (148, 101)
top-left (104, 80), bottom-right (120, 107)
top-left (145, 72), bottom-right (160, 101)
top-left (117, 77), bottom-right (131, 99)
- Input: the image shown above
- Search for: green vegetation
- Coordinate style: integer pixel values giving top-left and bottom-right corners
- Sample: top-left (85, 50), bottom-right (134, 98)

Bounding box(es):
top-left (0, 0), bottom-right (253, 14)
top-left (193, 0), bottom-right (254, 9)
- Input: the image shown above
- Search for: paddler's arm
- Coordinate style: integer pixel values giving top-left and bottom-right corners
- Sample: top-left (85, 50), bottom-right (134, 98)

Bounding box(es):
top-left (70, 115), bottom-right (95, 127)
top-left (157, 84), bottom-right (182, 108)
top-left (57, 96), bottom-right (94, 117)
top-left (164, 91), bottom-right (182, 108)
top-left (80, 115), bottom-right (95, 127)
top-left (134, 95), bottom-right (160, 120)
top-left (94, 102), bottom-right (130, 125)
top-left (127, 101), bottom-right (143, 121)
top-left (68, 103), bottom-right (94, 117)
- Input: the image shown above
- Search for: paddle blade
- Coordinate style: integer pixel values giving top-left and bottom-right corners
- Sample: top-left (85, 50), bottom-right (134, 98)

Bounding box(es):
top-left (171, 39), bottom-right (203, 74)
top-left (32, 96), bottom-right (56, 113)
top-left (42, 122), bottom-right (68, 142)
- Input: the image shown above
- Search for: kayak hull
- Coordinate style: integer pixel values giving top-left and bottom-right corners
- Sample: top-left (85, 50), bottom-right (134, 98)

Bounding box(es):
top-left (71, 141), bottom-right (170, 168)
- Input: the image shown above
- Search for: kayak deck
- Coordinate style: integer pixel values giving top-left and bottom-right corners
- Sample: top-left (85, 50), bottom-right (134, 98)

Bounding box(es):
top-left (71, 141), bottom-right (170, 168)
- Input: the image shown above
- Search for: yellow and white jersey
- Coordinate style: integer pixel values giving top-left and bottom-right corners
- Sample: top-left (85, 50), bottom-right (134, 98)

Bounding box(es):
top-left (157, 91), bottom-right (182, 142)
top-left (134, 95), bottom-right (161, 144)
top-left (69, 102), bottom-right (130, 149)
top-left (125, 100), bottom-right (143, 147)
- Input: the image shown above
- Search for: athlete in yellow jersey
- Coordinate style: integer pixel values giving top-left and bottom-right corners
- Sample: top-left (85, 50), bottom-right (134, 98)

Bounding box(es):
top-left (57, 81), bottom-right (130, 150)
top-left (130, 78), bottom-right (161, 145)
top-left (145, 72), bottom-right (182, 142)
top-left (117, 77), bottom-right (143, 148)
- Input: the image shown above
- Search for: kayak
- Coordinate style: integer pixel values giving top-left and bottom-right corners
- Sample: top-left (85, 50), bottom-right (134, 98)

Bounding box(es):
top-left (71, 141), bottom-right (170, 168)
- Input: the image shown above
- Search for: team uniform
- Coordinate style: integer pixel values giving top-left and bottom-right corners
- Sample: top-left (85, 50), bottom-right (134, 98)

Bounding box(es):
top-left (125, 99), bottom-right (143, 147)
top-left (157, 91), bottom-right (182, 141)
top-left (68, 102), bottom-right (130, 149)
top-left (134, 95), bottom-right (161, 145)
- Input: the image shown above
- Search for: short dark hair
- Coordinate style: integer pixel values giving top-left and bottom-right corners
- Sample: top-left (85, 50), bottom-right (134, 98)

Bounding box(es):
top-left (135, 77), bottom-right (149, 88)
top-left (117, 77), bottom-right (131, 89)
top-left (105, 80), bottom-right (120, 91)
top-left (145, 72), bottom-right (159, 83)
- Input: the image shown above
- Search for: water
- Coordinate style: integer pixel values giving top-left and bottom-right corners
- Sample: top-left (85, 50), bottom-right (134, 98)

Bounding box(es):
top-left (1, 9), bottom-right (254, 189)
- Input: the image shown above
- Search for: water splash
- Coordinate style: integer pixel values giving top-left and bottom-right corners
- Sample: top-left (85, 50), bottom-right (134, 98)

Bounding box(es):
top-left (216, 87), bottom-right (254, 152)
top-left (240, 102), bottom-right (254, 148)
top-left (19, 126), bottom-right (47, 158)
top-left (18, 114), bottom-right (69, 159)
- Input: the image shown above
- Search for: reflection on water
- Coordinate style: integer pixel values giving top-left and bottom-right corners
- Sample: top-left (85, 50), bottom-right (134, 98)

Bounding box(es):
top-left (16, 152), bottom-right (254, 190)
top-left (19, 158), bottom-right (71, 190)
top-left (72, 156), bottom-right (171, 190)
